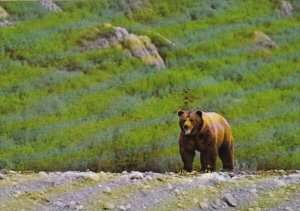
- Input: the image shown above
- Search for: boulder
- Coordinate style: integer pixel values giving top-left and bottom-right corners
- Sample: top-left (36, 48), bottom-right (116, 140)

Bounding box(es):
top-left (124, 34), bottom-right (165, 69)
top-left (39, 0), bottom-right (62, 12)
top-left (80, 24), bottom-right (166, 69)
top-left (129, 171), bottom-right (144, 179)
top-left (253, 30), bottom-right (278, 51)
top-left (279, 0), bottom-right (293, 18)
top-left (0, 6), bottom-right (8, 19)
top-left (223, 193), bottom-right (237, 207)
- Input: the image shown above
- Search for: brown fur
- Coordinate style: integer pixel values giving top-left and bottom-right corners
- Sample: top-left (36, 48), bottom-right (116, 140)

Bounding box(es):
top-left (178, 110), bottom-right (234, 172)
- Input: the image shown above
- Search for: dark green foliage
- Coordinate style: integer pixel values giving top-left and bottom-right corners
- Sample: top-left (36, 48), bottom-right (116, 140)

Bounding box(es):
top-left (0, 0), bottom-right (299, 172)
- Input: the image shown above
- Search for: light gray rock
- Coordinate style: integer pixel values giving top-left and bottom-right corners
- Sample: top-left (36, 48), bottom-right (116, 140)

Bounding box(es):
top-left (167, 183), bottom-right (173, 190)
top-left (0, 173), bottom-right (4, 180)
top-left (39, 0), bottom-right (62, 12)
top-left (69, 201), bottom-right (77, 206)
top-left (280, 0), bottom-right (293, 17)
top-left (223, 193), bottom-right (237, 207)
top-left (75, 205), bottom-right (84, 210)
top-left (0, 20), bottom-right (12, 27)
top-left (202, 172), bottom-right (226, 185)
top-left (0, 169), bottom-right (9, 175)
top-left (54, 201), bottom-right (65, 208)
top-left (38, 171), bottom-right (48, 178)
top-left (249, 188), bottom-right (257, 194)
top-left (103, 187), bottom-right (112, 194)
top-left (85, 172), bottom-right (100, 182)
top-left (198, 202), bottom-right (209, 209)
top-left (129, 171), bottom-right (144, 180)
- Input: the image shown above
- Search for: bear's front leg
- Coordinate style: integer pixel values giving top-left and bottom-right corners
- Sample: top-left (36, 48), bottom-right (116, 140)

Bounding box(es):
top-left (200, 148), bottom-right (217, 172)
top-left (200, 150), bottom-right (209, 172)
top-left (180, 148), bottom-right (195, 172)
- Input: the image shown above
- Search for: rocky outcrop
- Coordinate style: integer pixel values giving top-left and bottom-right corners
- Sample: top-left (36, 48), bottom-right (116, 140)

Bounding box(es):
top-left (279, 0), bottom-right (293, 18)
top-left (0, 6), bottom-right (12, 27)
top-left (0, 6), bottom-right (8, 19)
top-left (118, 0), bottom-right (151, 17)
top-left (253, 30), bottom-right (278, 51)
top-left (39, 0), bottom-right (62, 12)
top-left (80, 24), bottom-right (166, 70)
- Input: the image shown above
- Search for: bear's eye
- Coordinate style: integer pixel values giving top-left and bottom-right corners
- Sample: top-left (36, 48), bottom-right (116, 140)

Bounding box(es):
top-left (189, 119), bottom-right (194, 122)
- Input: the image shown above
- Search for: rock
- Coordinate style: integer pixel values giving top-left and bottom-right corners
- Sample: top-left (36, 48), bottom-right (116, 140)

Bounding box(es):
top-left (102, 202), bottom-right (115, 210)
top-left (275, 179), bottom-right (286, 187)
top-left (279, 0), bottom-right (293, 18)
top-left (38, 171), bottom-right (48, 178)
top-left (253, 30), bottom-right (278, 51)
top-left (103, 187), bottom-right (112, 194)
top-left (0, 173), bottom-right (4, 179)
top-left (54, 201), bottom-right (65, 208)
top-left (0, 169), bottom-right (9, 175)
top-left (202, 172), bottom-right (226, 185)
top-left (69, 201), bottom-right (77, 206)
top-left (120, 203), bottom-right (132, 210)
top-left (0, 20), bottom-right (12, 27)
top-left (39, 0), bottom-right (62, 12)
top-left (80, 24), bottom-right (166, 69)
top-left (174, 188), bottom-right (180, 196)
top-left (119, 205), bottom-right (126, 210)
top-left (124, 34), bottom-right (165, 69)
top-left (249, 188), bottom-right (257, 194)
top-left (129, 171), bottom-right (144, 180)
top-left (223, 193), bottom-right (237, 207)
top-left (229, 172), bottom-right (235, 178)
top-left (75, 205), bottom-right (84, 210)
top-left (0, 6), bottom-right (8, 19)
top-left (284, 207), bottom-right (293, 211)
top-left (177, 203), bottom-right (183, 208)
top-left (213, 199), bottom-right (222, 208)
top-left (9, 170), bottom-right (17, 174)
top-left (167, 183), bottom-right (173, 190)
top-left (144, 175), bottom-right (153, 181)
top-left (198, 202), bottom-right (209, 209)
top-left (85, 172), bottom-right (100, 182)
top-left (12, 191), bottom-right (21, 197)
top-left (143, 184), bottom-right (151, 189)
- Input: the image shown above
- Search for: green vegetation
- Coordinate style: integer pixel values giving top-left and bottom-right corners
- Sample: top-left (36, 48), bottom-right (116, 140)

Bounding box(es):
top-left (0, 0), bottom-right (299, 172)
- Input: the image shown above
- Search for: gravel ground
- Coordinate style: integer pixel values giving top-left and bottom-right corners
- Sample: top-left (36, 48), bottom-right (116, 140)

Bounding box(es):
top-left (0, 170), bottom-right (299, 210)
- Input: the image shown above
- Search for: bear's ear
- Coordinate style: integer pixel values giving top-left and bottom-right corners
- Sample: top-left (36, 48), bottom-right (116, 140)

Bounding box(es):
top-left (177, 110), bottom-right (184, 117)
top-left (195, 110), bottom-right (202, 118)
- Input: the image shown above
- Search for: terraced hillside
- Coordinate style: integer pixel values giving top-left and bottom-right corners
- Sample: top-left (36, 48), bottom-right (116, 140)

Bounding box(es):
top-left (0, 170), bottom-right (300, 210)
top-left (0, 0), bottom-right (300, 172)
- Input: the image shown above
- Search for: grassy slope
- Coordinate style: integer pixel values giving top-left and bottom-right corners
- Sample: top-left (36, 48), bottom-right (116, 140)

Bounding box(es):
top-left (0, 0), bottom-right (299, 172)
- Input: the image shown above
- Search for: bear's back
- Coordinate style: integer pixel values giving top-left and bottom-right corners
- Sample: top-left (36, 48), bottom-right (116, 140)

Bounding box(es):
top-left (202, 112), bottom-right (232, 144)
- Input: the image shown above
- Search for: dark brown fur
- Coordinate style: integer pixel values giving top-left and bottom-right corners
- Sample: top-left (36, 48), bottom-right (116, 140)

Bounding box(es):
top-left (178, 110), bottom-right (234, 172)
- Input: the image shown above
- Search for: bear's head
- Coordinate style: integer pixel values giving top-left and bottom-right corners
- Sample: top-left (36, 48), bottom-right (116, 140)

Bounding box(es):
top-left (177, 110), bottom-right (203, 136)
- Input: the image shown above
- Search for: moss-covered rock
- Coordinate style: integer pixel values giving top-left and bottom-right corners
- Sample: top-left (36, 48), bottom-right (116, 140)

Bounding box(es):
top-left (80, 24), bottom-right (166, 69)
top-left (253, 30), bottom-right (278, 51)
top-left (0, 6), bottom-right (9, 19)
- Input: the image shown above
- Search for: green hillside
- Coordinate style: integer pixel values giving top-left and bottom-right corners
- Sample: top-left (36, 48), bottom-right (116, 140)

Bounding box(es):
top-left (0, 0), bottom-right (299, 172)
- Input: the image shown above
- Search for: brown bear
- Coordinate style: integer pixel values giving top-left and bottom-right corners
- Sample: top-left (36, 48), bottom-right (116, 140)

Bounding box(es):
top-left (177, 110), bottom-right (234, 172)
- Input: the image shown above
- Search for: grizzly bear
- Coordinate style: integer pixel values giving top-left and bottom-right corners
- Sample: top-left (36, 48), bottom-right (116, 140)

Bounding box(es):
top-left (177, 110), bottom-right (234, 172)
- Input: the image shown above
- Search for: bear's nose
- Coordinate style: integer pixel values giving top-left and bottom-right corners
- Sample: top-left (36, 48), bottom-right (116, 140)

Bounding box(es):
top-left (184, 125), bottom-right (189, 130)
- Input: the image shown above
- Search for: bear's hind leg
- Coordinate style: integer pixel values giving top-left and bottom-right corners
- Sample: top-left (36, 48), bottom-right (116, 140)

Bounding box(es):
top-left (218, 143), bottom-right (234, 171)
